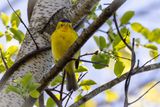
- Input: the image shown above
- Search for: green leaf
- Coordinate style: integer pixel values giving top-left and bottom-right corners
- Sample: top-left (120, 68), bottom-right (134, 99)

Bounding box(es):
top-left (149, 50), bottom-right (159, 60)
top-left (0, 32), bottom-right (4, 37)
top-left (113, 28), bottom-right (130, 51)
top-left (131, 22), bottom-right (143, 33)
top-left (50, 75), bottom-right (62, 86)
top-left (82, 86), bottom-right (91, 91)
top-left (0, 12), bottom-right (9, 26)
top-left (6, 46), bottom-right (18, 56)
top-left (150, 28), bottom-right (160, 44)
top-left (113, 36), bottom-right (130, 51)
top-left (5, 72), bottom-right (40, 99)
top-left (93, 36), bottom-right (100, 47)
top-left (99, 36), bottom-right (107, 50)
top-left (30, 90), bottom-right (40, 98)
top-left (114, 60), bottom-right (125, 77)
top-left (120, 11), bottom-right (135, 25)
top-left (5, 85), bottom-right (20, 94)
top-left (5, 31), bottom-right (12, 42)
top-left (93, 36), bottom-right (108, 51)
top-left (46, 98), bottom-right (56, 107)
top-left (144, 44), bottom-right (158, 50)
top-left (6, 58), bottom-right (14, 68)
top-left (75, 65), bottom-right (88, 73)
top-left (91, 53), bottom-right (109, 69)
top-left (131, 22), bottom-right (151, 39)
top-left (9, 28), bottom-right (25, 43)
top-left (105, 90), bottom-right (119, 103)
top-left (11, 10), bottom-right (21, 28)
top-left (20, 72), bottom-right (33, 88)
top-left (0, 64), bottom-right (5, 72)
top-left (0, 44), bottom-right (3, 50)
top-left (28, 82), bottom-right (40, 92)
top-left (75, 94), bottom-right (83, 102)
top-left (79, 80), bottom-right (96, 86)
top-left (131, 23), bottom-right (160, 43)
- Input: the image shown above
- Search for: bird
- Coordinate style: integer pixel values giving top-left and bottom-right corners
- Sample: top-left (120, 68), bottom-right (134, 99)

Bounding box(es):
top-left (51, 19), bottom-right (79, 91)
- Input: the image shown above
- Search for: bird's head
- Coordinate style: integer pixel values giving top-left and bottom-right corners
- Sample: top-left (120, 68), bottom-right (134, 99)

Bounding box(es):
top-left (56, 19), bottom-right (72, 31)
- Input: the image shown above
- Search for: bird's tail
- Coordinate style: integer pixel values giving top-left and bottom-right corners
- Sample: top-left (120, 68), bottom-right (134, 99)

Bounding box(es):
top-left (66, 71), bottom-right (78, 91)
top-left (65, 61), bottom-right (78, 91)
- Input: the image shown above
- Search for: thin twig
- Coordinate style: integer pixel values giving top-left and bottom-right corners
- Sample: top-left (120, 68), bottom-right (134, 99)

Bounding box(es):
top-left (39, 92), bottom-right (45, 107)
top-left (6, 0), bottom-right (39, 49)
top-left (78, 72), bottom-right (88, 82)
top-left (65, 91), bottom-right (73, 107)
top-left (124, 38), bottom-right (135, 107)
top-left (129, 81), bottom-right (160, 105)
top-left (113, 13), bottom-right (136, 107)
top-left (79, 51), bottom-right (98, 58)
top-left (45, 89), bottom-right (62, 107)
top-left (62, 71), bottom-right (88, 102)
top-left (60, 70), bottom-right (66, 102)
top-left (113, 13), bottom-right (132, 51)
top-left (103, 51), bottom-right (131, 61)
top-left (47, 88), bottom-right (68, 95)
top-left (62, 91), bottom-right (73, 101)
top-left (0, 49), bottom-right (8, 70)
top-left (133, 54), bottom-right (160, 75)
top-left (71, 58), bottom-right (108, 66)
top-left (137, 54), bottom-right (160, 71)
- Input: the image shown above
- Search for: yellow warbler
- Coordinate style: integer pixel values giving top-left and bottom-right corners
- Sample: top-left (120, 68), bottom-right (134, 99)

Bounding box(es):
top-left (51, 19), bottom-right (79, 91)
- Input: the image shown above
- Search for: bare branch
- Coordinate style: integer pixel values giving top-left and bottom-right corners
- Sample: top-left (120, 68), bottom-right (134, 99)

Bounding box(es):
top-left (69, 62), bottom-right (160, 107)
top-left (45, 89), bottom-right (62, 107)
top-left (65, 91), bottom-right (73, 107)
top-left (7, 0), bottom-right (39, 49)
top-left (113, 13), bottom-right (136, 107)
top-left (124, 39), bottom-right (136, 107)
top-left (39, 92), bottom-right (45, 107)
top-left (113, 13), bottom-right (132, 51)
top-left (129, 81), bottom-right (160, 105)
top-left (60, 70), bottom-right (66, 102)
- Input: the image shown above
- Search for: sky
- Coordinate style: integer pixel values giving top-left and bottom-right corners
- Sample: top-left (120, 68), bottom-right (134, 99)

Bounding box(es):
top-left (0, 0), bottom-right (160, 107)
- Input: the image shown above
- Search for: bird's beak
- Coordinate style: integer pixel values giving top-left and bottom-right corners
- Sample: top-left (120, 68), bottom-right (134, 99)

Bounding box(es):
top-left (61, 24), bottom-right (69, 32)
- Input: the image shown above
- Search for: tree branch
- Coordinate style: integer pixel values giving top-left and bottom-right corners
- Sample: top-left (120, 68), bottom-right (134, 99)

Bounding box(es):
top-left (0, 46), bottom-right (51, 90)
top-left (39, 92), bottom-right (45, 107)
top-left (113, 13), bottom-right (136, 107)
top-left (60, 70), bottom-right (66, 102)
top-left (70, 62), bottom-right (160, 107)
top-left (45, 89), bottom-right (62, 107)
top-left (129, 81), bottom-right (160, 105)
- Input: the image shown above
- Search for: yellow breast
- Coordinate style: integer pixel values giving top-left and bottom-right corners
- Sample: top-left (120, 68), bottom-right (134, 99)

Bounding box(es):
top-left (51, 28), bottom-right (78, 61)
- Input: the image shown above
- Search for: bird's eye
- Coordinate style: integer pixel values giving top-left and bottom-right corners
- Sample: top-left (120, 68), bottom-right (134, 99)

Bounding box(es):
top-left (61, 24), bottom-right (64, 27)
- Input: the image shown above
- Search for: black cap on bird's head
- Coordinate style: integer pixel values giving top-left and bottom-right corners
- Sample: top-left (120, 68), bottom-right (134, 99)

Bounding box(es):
top-left (60, 18), bottom-right (71, 23)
